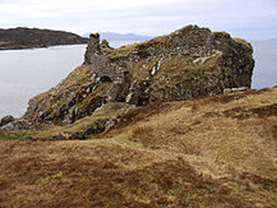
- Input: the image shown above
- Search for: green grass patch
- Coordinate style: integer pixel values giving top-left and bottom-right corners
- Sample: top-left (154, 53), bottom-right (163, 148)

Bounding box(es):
top-left (15, 102), bottom-right (134, 140)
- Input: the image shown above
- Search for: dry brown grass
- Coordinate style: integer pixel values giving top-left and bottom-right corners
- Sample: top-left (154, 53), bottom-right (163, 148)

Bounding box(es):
top-left (0, 41), bottom-right (7, 45)
top-left (1, 87), bottom-right (277, 207)
top-left (233, 37), bottom-right (252, 49)
top-left (117, 88), bottom-right (277, 178)
top-left (0, 41), bottom-right (13, 46)
top-left (2, 139), bottom-right (276, 207)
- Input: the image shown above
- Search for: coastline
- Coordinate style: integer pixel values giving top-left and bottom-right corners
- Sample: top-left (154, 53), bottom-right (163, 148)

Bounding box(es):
top-left (0, 44), bottom-right (88, 119)
top-left (0, 42), bottom-right (88, 51)
top-left (0, 27), bottom-right (88, 52)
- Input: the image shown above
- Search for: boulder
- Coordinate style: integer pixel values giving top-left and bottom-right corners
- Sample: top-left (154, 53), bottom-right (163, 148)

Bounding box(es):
top-left (0, 119), bottom-right (32, 131)
top-left (0, 115), bottom-right (15, 127)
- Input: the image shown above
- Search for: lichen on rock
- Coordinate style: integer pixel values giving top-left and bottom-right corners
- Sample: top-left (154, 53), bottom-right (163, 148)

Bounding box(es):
top-left (2, 25), bottom-right (255, 139)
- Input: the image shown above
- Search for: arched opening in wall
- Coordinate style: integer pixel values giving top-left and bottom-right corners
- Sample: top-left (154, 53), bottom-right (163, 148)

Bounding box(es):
top-left (137, 97), bottom-right (149, 106)
top-left (100, 76), bottom-right (112, 83)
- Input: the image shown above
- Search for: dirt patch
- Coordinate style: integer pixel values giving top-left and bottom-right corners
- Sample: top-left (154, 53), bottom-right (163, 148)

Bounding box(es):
top-left (271, 124), bottom-right (277, 141)
top-left (252, 103), bottom-right (277, 118)
top-left (223, 103), bottom-right (277, 120)
top-left (223, 106), bottom-right (253, 119)
top-left (208, 89), bottom-right (258, 104)
top-left (203, 111), bottom-right (222, 118)
top-left (240, 172), bottom-right (277, 191)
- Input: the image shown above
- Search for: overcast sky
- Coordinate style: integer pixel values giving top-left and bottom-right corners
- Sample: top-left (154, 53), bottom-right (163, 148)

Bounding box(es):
top-left (1, 0), bottom-right (277, 40)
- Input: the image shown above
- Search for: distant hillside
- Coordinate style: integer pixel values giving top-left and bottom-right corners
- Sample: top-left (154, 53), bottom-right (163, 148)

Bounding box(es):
top-left (0, 27), bottom-right (88, 50)
top-left (82, 31), bottom-right (152, 41)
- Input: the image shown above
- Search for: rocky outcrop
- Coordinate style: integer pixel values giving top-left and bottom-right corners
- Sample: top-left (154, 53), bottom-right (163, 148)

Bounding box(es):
top-left (223, 87), bottom-right (249, 94)
top-left (1, 25), bottom-right (255, 139)
top-left (0, 115), bottom-right (15, 127)
top-left (85, 25), bottom-right (254, 105)
top-left (0, 119), bottom-right (32, 131)
top-left (0, 27), bottom-right (88, 50)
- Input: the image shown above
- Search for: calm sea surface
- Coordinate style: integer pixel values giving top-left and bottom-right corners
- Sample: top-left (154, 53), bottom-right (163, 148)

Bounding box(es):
top-left (251, 40), bottom-right (277, 89)
top-left (0, 40), bottom-right (276, 119)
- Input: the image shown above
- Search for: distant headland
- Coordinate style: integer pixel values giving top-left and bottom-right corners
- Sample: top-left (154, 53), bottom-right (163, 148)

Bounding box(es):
top-left (0, 27), bottom-right (88, 50)
top-left (82, 31), bottom-right (152, 41)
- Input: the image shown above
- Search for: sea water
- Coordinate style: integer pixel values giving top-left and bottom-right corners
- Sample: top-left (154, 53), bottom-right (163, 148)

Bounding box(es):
top-left (0, 40), bottom-right (276, 119)
top-left (251, 40), bottom-right (277, 89)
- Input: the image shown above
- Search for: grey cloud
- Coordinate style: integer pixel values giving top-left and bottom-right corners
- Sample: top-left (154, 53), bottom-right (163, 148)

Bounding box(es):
top-left (1, 0), bottom-right (276, 40)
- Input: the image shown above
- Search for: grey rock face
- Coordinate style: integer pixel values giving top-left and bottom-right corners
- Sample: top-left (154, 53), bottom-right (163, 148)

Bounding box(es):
top-left (1, 119), bottom-right (32, 131)
top-left (0, 115), bottom-right (15, 127)
top-left (223, 87), bottom-right (249, 94)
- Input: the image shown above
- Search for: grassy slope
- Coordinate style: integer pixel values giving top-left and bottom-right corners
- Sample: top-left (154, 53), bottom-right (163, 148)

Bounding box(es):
top-left (4, 102), bottom-right (133, 140)
top-left (1, 87), bottom-right (277, 207)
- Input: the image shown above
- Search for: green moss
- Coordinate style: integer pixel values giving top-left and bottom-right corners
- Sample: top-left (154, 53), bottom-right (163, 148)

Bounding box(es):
top-left (17, 102), bottom-right (133, 140)
top-left (0, 133), bottom-right (16, 141)
top-left (152, 53), bottom-right (220, 87)
top-left (0, 130), bottom-right (34, 141)
top-left (110, 134), bottom-right (144, 148)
